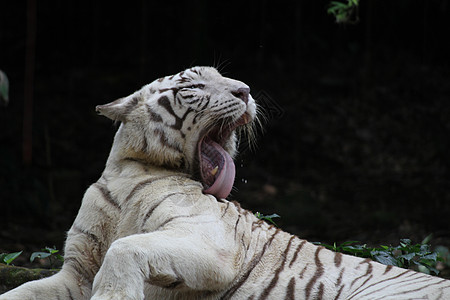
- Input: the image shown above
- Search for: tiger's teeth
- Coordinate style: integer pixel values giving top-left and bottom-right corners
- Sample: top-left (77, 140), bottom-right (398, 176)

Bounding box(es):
top-left (210, 166), bottom-right (219, 176)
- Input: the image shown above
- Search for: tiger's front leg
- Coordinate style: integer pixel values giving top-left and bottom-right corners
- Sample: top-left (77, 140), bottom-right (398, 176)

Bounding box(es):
top-left (91, 231), bottom-right (238, 300)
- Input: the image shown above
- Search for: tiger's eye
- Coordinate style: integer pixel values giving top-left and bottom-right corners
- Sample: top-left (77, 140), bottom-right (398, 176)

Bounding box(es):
top-left (188, 84), bottom-right (205, 89)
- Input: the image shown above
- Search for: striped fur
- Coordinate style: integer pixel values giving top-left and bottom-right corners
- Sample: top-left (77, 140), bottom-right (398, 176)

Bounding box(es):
top-left (1, 67), bottom-right (449, 300)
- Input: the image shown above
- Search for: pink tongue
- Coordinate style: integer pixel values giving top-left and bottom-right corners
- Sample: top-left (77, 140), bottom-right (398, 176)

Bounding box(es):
top-left (200, 138), bottom-right (236, 199)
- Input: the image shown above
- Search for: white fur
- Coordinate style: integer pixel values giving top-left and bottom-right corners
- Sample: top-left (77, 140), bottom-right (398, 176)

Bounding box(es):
top-left (1, 67), bottom-right (449, 300)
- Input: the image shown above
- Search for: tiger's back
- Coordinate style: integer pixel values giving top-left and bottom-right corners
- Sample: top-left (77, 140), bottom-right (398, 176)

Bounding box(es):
top-left (67, 166), bottom-right (450, 300)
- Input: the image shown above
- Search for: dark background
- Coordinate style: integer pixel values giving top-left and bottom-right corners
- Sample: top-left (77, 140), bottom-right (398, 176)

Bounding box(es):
top-left (1, 0), bottom-right (449, 270)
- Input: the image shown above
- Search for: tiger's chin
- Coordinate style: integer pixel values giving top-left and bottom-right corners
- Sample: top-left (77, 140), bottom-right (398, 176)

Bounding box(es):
top-left (198, 112), bottom-right (252, 199)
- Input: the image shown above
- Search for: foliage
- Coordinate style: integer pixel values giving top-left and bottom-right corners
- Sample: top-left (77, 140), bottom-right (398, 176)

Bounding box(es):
top-left (435, 245), bottom-right (450, 268)
top-left (0, 251), bottom-right (23, 265)
top-left (0, 70), bottom-right (9, 105)
top-left (30, 247), bottom-right (64, 268)
top-left (314, 237), bottom-right (443, 275)
top-left (1, 247), bottom-right (64, 269)
top-left (255, 212), bottom-right (281, 227)
top-left (327, 0), bottom-right (359, 24)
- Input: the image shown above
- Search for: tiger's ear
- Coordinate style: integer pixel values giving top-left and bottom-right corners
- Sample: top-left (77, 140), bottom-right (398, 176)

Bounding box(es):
top-left (96, 96), bottom-right (140, 122)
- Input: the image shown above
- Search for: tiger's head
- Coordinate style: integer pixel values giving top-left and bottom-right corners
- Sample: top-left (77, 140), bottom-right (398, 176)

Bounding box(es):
top-left (96, 66), bottom-right (257, 198)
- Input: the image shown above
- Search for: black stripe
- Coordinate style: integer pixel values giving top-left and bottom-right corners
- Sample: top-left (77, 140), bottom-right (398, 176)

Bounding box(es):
top-left (64, 256), bottom-right (95, 283)
top-left (221, 201), bottom-right (231, 218)
top-left (234, 215), bottom-right (241, 240)
top-left (141, 192), bottom-right (185, 230)
top-left (334, 284), bottom-right (345, 300)
top-left (259, 235), bottom-right (296, 299)
top-left (193, 110), bottom-right (205, 124)
top-left (199, 96), bottom-right (211, 111)
top-left (220, 229), bottom-right (281, 299)
top-left (299, 265), bottom-right (308, 279)
top-left (346, 269), bottom-right (412, 299)
top-left (157, 96), bottom-right (194, 139)
top-left (285, 277), bottom-right (296, 299)
top-left (176, 75), bottom-right (193, 84)
top-left (93, 183), bottom-right (121, 210)
top-left (305, 246), bottom-right (324, 300)
top-left (349, 259), bottom-right (373, 290)
top-left (127, 96), bottom-right (140, 113)
top-left (334, 252), bottom-right (342, 268)
top-left (210, 98), bottom-right (236, 109)
top-left (153, 127), bottom-right (183, 153)
top-left (351, 275), bottom-right (374, 298)
top-left (146, 104), bottom-right (163, 122)
top-left (190, 68), bottom-right (200, 75)
top-left (222, 101), bottom-right (240, 111)
top-left (388, 279), bottom-right (449, 297)
top-left (158, 96), bottom-right (182, 129)
top-left (222, 105), bottom-right (241, 117)
top-left (385, 274), bottom-right (435, 289)
top-left (154, 214), bottom-right (202, 231)
top-left (317, 282), bottom-right (324, 299)
top-left (336, 268), bottom-right (345, 287)
top-left (383, 264), bottom-right (393, 274)
top-left (251, 219), bottom-right (265, 231)
top-left (352, 274), bottom-right (443, 299)
top-left (158, 88), bottom-right (181, 100)
top-left (231, 200), bottom-right (243, 211)
top-left (289, 240), bottom-right (306, 268)
top-left (71, 224), bottom-right (99, 244)
top-left (124, 175), bottom-right (182, 204)
top-left (64, 283), bottom-right (75, 300)
top-left (142, 134), bottom-right (149, 153)
top-left (347, 260), bottom-right (375, 299)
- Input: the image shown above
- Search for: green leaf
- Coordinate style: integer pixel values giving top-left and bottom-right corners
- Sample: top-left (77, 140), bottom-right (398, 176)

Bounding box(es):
top-left (340, 241), bottom-right (360, 246)
top-left (255, 212), bottom-right (280, 226)
top-left (30, 252), bottom-right (52, 262)
top-left (399, 252), bottom-right (416, 261)
top-left (3, 251), bottom-right (23, 265)
top-left (419, 244), bottom-right (431, 254)
top-left (330, 1), bottom-right (348, 8)
top-left (0, 70), bottom-right (9, 102)
top-left (264, 214), bottom-right (280, 219)
top-left (422, 252), bottom-right (438, 261)
top-left (371, 251), bottom-right (399, 267)
top-left (55, 254), bottom-right (65, 262)
top-left (414, 261), bottom-right (440, 275)
top-left (421, 234), bottom-right (433, 245)
top-left (417, 264), bottom-right (431, 275)
top-left (400, 239), bottom-right (412, 247)
top-left (44, 247), bottom-right (59, 254)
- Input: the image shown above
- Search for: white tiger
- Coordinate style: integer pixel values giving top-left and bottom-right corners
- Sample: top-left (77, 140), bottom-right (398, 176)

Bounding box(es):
top-left (1, 66), bottom-right (449, 300)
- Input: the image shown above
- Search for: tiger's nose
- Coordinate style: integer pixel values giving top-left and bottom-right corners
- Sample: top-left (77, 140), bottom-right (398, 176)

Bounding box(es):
top-left (232, 87), bottom-right (250, 104)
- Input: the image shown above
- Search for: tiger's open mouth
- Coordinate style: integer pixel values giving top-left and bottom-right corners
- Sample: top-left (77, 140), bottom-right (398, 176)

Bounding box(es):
top-left (198, 113), bottom-right (251, 198)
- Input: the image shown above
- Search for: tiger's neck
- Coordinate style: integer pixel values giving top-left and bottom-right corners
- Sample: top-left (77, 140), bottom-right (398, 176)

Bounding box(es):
top-left (104, 124), bottom-right (190, 175)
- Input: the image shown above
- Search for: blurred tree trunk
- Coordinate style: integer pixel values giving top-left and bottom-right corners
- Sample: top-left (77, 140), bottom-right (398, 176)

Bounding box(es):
top-left (23, 0), bottom-right (36, 166)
